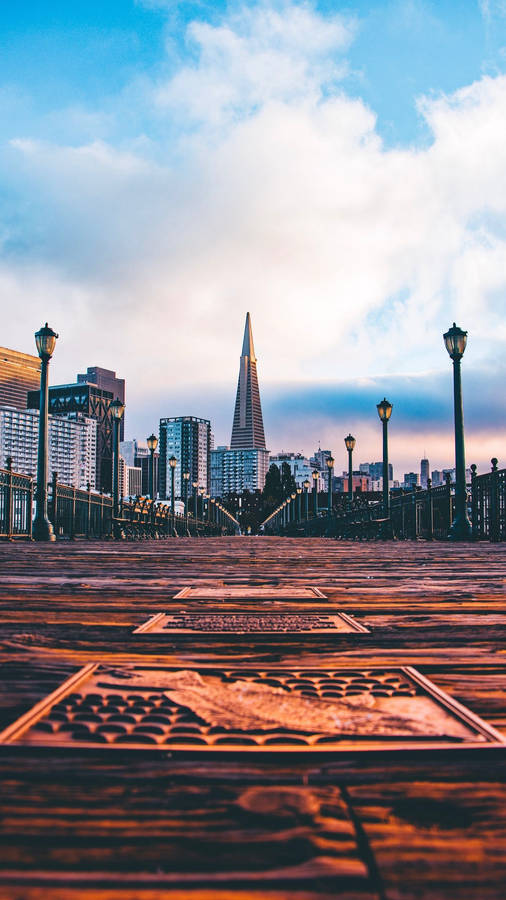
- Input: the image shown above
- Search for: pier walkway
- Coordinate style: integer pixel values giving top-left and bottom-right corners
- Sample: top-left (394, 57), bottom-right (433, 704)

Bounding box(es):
top-left (1, 537), bottom-right (506, 899)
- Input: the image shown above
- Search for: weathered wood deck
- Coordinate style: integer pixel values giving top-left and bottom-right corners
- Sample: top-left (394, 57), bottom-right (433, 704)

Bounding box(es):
top-left (1, 537), bottom-right (506, 899)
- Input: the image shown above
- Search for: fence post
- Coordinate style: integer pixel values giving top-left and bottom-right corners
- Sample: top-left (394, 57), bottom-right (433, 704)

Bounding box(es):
top-left (411, 485), bottom-right (417, 540)
top-left (426, 478), bottom-right (433, 541)
top-left (470, 464), bottom-right (478, 541)
top-left (490, 458), bottom-right (500, 543)
top-left (51, 471), bottom-right (58, 537)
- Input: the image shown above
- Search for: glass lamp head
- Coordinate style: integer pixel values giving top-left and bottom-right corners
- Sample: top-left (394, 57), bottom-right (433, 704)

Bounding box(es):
top-left (169, 455), bottom-right (177, 469)
top-left (110, 398), bottom-right (125, 421)
top-left (344, 434), bottom-right (356, 452)
top-left (312, 469), bottom-right (319, 481)
top-left (183, 471), bottom-right (190, 481)
top-left (326, 455), bottom-right (335, 469)
top-left (296, 487), bottom-right (302, 494)
top-left (147, 433), bottom-right (158, 452)
top-left (376, 398), bottom-right (392, 422)
top-left (291, 492), bottom-right (296, 499)
top-left (35, 323), bottom-right (58, 360)
top-left (303, 479), bottom-right (311, 490)
top-left (444, 322), bottom-right (467, 360)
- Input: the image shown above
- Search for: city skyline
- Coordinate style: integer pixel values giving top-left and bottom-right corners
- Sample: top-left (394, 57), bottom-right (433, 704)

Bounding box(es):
top-left (2, 2), bottom-right (506, 473)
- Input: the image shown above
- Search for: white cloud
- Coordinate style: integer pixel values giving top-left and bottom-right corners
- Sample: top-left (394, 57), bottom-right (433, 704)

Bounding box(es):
top-left (2, 1), bottom-right (506, 463)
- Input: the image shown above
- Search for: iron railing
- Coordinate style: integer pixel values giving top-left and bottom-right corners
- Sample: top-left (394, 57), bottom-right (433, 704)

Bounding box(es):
top-left (263, 461), bottom-right (506, 541)
top-left (0, 465), bottom-right (236, 540)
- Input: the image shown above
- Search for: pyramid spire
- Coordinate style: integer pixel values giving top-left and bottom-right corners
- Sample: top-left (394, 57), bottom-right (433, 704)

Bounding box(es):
top-left (230, 313), bottom-right (266, 450)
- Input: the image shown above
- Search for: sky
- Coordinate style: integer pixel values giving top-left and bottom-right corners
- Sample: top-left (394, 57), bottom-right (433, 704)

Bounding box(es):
top-left (1, 0), bottom-right (506, 477)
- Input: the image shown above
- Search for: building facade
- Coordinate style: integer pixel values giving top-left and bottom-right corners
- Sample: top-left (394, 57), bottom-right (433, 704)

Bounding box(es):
top-left (28, 381), bottom-right (117, 492)
top-left (120, 439), bottom-right (159, 496)
top-left (0, 347), bottom-right (41, 410)
top-left (211, 446), bottom-right (270, 497)
top-left (78, 367), bottom-right (125, 440)
top-left (420, 458), bottom-right (430, 489)
top-left (0, 406), bottom-right (96, 488)
top-left (269, 452), bottom-right (313, 487)
top-left (159, 416), bottom-right (211, 500)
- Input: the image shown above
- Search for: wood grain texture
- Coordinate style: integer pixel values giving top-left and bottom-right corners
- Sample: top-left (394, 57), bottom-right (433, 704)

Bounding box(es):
top-left (0, 537), bottom-right (505, 898)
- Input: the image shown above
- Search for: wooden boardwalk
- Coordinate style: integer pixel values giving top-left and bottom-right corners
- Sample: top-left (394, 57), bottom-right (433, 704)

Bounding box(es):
top-left (0, 537), bottom-right (506, 899)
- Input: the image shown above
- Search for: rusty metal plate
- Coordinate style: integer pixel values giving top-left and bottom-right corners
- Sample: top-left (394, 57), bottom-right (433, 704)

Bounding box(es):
top-left (1, 664), bottom-right (504, 753)
top-left (134, 611), bottom-right (368, 634)
top-left (173, 586), bottom-right (327, 599)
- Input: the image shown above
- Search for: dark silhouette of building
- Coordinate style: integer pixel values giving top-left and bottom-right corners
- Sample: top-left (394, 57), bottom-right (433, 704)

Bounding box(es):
top-left (28, 382), bottom-right (116, 492)
top-left (0, 346), bottom-right (41, 410)
top-left (78, 367), bottom-right (125, 440)
top-left (230, 312), bottom-right (266, 450)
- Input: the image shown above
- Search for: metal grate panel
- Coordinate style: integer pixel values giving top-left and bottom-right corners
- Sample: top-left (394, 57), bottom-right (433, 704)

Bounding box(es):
top-left (1, 664), bottom-right (504, 753)
top-left (134, 611), bottom-right (368, 634)
top-left (173, 586), bottom-right (327, 599)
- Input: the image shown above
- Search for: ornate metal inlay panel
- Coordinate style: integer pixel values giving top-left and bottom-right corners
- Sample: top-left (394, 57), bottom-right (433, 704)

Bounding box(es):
top-left (134, 611), bottom-right (368, 634)
top-left (1, 664), bottom-right (503, 752)
top-left (173, 586), bottom-right (327, 599)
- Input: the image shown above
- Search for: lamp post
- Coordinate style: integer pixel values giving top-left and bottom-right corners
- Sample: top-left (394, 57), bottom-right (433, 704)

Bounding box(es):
top-left (182, 471), bottom-right (190, 520)
top-left (147, 433), bottom-right (158, 500)
top-left (296, 486), bottom-right (302, 522)
top-left (192, 481), bottom-right (198, 519)
top-left (290, 492), bottom-right (296, 524)
top-left (326, 456), bottom-right (334, 515)
top-left (33, 323), bottom-right (58, 541)
top-left (344, 434), bottom-right (355, 502)
top-left (198, 485), bottom-right (204, 519)
top-left (312, 469), bottom-right (319, 517)
top-left (169, 455), bottom-right (177, 515)
top-left (376, 399), bottom-right (392, 521)
top-left (110, 398), bottom-right (125, 519)
top-left (303, 479), bottom-right (310, 519)
top-left (444, 323), bottom-right (472, 540)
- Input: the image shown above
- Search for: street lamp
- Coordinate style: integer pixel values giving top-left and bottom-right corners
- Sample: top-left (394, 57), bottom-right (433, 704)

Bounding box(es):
top-left (344, 434), bottom-right (356, 502)
top-left (169, 455), bottom-right (177, 515)
top-left (444, 322), bottom-right (472, 540)
top-left (147, 433), bottom-right (158, 500)
top-left (326, 456), bottom-right (334, 514)
top-left (312, 469), bottom-right (319, 517)
top-left (33, 323), bottom-right (58, 541)
top-left (303, 478), bottom-right (310, 519)
top-left (296, 486), bottom-right (302, 522)
top-left (192, 481), bottom-right (198, 519)
top-left (110, 398), bottom-right (125, 518)
top-left (376, 398), bottom-right (392, 521)
top-left (182, 471), bottom-right (190, 524)
top-left (291, 492), bottom-right (296, 523)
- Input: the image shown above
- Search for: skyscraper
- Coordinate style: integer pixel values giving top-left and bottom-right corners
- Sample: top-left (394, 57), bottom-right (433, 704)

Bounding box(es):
top-left (212, 314), bottom-right (269, 496)
top-left (230, 313), bottom-right (266, 450)
top-left (159, 416), bottom-right (211, 499)
top-left (78, 367), bottom-right (125, 440)
top-left (421, 457), bottom-right (430, 489)
top-left (0, 347), bottom-right (41, 410)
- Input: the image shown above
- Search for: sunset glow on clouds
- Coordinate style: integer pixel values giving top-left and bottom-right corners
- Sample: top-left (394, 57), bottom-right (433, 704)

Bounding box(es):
top-left (1, 1), bottom-right (506, 474)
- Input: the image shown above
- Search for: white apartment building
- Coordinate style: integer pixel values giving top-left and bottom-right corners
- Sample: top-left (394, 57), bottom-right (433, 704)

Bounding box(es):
top-left (211, 446), bottom-right (270, 496)
top-left (0, 406), bottom-right (97, 489)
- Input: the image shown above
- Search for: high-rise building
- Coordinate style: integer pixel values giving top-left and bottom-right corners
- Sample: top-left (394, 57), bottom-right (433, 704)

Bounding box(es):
top-left (78, 367), bottom-right (125, 440)
top-left (0, 406), bottom-right (96, 488)
top-left (403, 472), bottom-right (419, 489)
top-left (420, 458), bottom-right (430, 489)
top-left (159, 416), bottom-right (211, 499)
top-left (360, 461), bottom-right (393, 483)
top-left (120, 439), bottom-right (159, 496)
top-left (269, 452), bottom-right (313, 487)
top-left (28, 381), bottom-right (119, 492)
top-left (0, 347), bottom-right (41, 410)
top-left (230, 313), bottom-right (266, 450)
top-left (211, 445), bottom-right (270, 496)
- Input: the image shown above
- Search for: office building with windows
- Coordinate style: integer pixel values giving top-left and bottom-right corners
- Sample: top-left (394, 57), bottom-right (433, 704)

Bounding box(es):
top-left (159, 416), bottom-right (211, 500)
top-left (0, 346), bottom-right (41, 410)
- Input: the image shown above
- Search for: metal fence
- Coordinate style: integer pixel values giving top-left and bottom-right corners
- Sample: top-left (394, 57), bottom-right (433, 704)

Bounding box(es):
top-left (264, 461), bottom-right (506, 542)
top-left (0, 465), bottom-right (236, 540)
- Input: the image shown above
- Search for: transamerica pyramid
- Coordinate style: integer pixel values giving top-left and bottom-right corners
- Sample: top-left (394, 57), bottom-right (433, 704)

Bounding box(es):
top-left (230, 312), bottom-right (266, 449)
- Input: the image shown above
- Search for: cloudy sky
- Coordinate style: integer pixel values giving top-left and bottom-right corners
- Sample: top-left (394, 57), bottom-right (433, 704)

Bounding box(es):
top-left (2, 0), bottom-right (506, 477)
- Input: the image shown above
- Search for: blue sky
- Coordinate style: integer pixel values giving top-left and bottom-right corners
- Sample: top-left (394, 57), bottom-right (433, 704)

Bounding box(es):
top-left (2, 1), bottom-right (506, 475)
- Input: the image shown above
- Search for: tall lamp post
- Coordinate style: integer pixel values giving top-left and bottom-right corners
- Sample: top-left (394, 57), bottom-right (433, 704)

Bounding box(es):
top-left (147, 433), bottom-right (158, 500)
top-left (303, 479), bottom-right (310, 519)
top-left (312, 469), bottom-right (319, 517)
top-left (344, 434), bottom-right (356, 502)
top-left (33, 323), bottom-right (58, 541)
top-left (444, 323), bottom-right (472, 540)
top-left (192, 481), bottom-right (198, 519)
top-left (183, 471), bottom-right (190, 523)
top-left (376, 399), bottom-right (392, 521)
top-left (290, 492), bottom-right (296, 523)
top-left (110, 398), bottom-right (125, 519)
top-left (169, 455), bottom-right (177, 515)
top-left (296, 486), bottom-right (302, 522)
top-left (326, 456), bottom-right (334, 515)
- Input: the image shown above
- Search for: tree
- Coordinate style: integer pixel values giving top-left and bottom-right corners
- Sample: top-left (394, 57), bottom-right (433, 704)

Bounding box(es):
top-left (281, 462), bottom-right (297, 498)
top-left (262, 463), bottom-right (282, 507)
